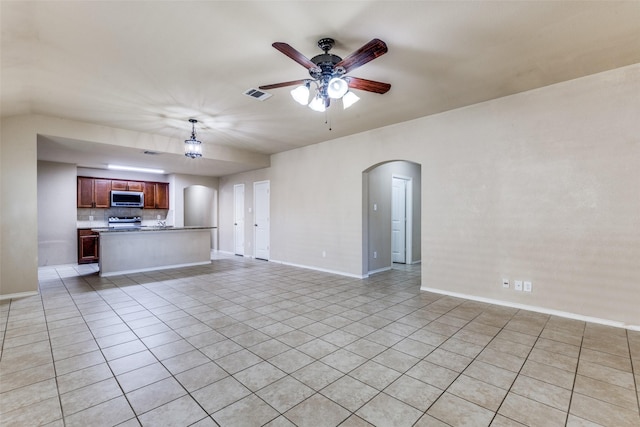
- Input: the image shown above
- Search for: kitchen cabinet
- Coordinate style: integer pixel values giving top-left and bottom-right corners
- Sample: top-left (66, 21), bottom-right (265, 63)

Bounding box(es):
top-left (78, 229), bottom-right (99, 263)
top-left (77, 176), bottom-right (168, 209)
top-left (144, 182), bottom-right (169, 209)
top-left (77, 177), bottom-right (111, 208)
top-left (111, 180), bottom-right (144, 192)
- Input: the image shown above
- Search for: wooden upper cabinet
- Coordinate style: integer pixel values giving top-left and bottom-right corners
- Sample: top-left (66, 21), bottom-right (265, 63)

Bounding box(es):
top-left (143, 182), bottom-right (169, 209)
top-left (112, 180), bottom-right (143, 191)
top-left (77, 177), bottom-right (111, 208)
top-left (143, 182), bottom-right (155, 209)
top-left (111, 180), bottom-right (127, 191)
top-left (155, 183), bottom-right (169, 209)
top-left (78, 176), bottom-right (167, 209)
top-left (77, 177), bottom-right (95, 208)
top-left (94, 179), bottom-right (111, 208)
top-left (128, 181), bottom-right (144, 191)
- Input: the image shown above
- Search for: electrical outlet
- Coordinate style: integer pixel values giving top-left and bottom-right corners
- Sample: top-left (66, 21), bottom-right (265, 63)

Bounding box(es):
top-left (89, 215), bottom-right (94, 221)
top-left (514, 280), bottom-right (523, 291)
top-left (157, 215), bottom-right (161, 220)
top-left (322, 251), bottom-right (326, 258)
top-left (524, 281), bottom-right (532, 292)
top-left (502, 278), bottom-right (509, 289)
top-left (373, 251), bottom-right (378, 259)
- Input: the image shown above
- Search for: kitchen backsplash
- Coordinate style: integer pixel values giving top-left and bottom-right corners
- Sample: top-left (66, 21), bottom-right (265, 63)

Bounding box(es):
top-left (77, 208), bottom-right (170, 228)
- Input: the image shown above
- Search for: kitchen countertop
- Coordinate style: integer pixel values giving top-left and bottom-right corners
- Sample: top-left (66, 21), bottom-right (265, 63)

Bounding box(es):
top-left (92, 226), bottom-right (216, 233)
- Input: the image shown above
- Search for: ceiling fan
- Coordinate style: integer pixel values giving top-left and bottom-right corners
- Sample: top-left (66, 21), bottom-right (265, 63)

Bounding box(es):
top-left (259, 37), bottom-right (391, 112)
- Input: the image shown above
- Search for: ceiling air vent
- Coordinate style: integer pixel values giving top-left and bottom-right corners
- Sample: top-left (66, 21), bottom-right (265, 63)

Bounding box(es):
top-left (243, 88), bottom-right (272, 101)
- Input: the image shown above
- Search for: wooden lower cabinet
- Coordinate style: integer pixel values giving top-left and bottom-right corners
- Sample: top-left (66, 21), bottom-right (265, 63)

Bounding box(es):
top-left (78, 229), bottom-right (99, 264)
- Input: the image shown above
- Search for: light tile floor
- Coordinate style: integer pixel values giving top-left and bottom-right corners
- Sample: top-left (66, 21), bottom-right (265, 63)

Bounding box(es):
top-left (1, 254), bottom-right (639, 426)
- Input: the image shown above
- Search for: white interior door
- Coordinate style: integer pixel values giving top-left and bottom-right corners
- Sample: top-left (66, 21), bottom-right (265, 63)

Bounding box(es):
top-left (233, 184), bottom-right (245, 256)
top-left (254, 181), bottom-right (270, 260)
top-left (392, 177), bottom-right (407, 263)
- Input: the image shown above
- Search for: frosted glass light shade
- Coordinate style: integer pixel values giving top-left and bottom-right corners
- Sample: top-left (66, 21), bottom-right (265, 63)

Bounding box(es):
top-left (327, 77), bottom-right (349, 99)
top-left (290, 85), bottom-right (310, 105)
top-left (342, 91), bottom-right (360, 109)
top-left (184, 138), bottom-right (202, 158)
top-left (308, 95), bottom-right (326, 112)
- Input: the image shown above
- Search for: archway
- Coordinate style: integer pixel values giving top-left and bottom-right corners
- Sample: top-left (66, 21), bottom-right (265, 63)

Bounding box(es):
top-left (362, 160), bottom-right (422, 276)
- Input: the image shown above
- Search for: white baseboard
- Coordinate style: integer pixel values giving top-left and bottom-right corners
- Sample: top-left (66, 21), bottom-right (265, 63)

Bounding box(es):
top-left (0, 291), bottom-right (39, 301)
top-left (367, 266), bottom-right (392, 275)
top-left (420, 286), bottom-right (640, 332)
top-left (269, 259), bottom-right (366, 279)
top-left (214, 250), bottom-right (235, 256)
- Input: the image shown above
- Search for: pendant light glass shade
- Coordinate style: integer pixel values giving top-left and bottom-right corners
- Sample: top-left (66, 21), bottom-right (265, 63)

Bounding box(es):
top-left (342, 91), bottom-right (360, 109)
top-left (290, 84), bottom-right (310, 105)
top-left (184, 119), bottom-right (203, 159)
top-left (327, 77), bottom-right (349, 99)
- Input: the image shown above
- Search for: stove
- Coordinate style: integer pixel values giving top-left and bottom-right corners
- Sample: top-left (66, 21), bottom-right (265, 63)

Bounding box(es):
top-left (108, 216), bottom-right (142, 229)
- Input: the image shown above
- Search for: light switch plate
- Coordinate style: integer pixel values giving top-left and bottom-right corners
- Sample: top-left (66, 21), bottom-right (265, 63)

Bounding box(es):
top-left (502, 278), bottom-right (509, 288)
top-left (515, 280), bottom-right (523, 291)
top-left (524, 281), bottom-right (532, 292)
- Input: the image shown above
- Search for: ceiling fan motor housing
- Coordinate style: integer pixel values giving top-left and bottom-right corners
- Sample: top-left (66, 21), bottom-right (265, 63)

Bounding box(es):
top-left (310, 38), bottom-right (346, 96)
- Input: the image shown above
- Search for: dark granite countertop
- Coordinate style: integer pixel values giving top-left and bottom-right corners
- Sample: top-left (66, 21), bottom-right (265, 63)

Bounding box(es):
top-left (91, 226), bottom-right (216, 233)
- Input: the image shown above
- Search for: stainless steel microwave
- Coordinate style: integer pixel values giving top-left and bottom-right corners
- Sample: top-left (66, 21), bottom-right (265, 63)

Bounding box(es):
top-left (111, 191), bottom-right (144, 207)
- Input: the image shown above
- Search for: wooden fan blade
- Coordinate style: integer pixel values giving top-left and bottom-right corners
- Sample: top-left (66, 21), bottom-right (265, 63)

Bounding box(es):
top-left (272, 42), bottom-right (317, 69)
top-left (345, 77), bottom-right (391, 94)
top-left (259, 79), bottom-right (308, 90)
top-left (335, 39), bottom-right (388, 74)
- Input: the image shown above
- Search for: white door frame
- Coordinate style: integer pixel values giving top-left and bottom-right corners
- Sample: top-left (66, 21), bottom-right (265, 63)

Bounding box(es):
top-left (233, 184), bottom-right (245, 256)
top-left (392, 175), bottom-right (412, 264)
top-left (253, 180), bottom-right (270, 260)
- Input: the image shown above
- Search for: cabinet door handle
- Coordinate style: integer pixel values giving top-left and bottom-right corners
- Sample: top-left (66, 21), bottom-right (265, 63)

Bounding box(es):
top-left (254, 224), bottom-right (258, 227)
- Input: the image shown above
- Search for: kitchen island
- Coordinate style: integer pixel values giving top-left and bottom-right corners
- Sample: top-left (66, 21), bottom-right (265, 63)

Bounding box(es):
top-left (93, 226), bottom-right (216, 277)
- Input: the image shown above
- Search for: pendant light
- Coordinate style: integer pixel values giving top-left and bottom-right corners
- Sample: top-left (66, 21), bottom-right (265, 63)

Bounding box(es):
top-left (184, 118), bottom-right (202, 159)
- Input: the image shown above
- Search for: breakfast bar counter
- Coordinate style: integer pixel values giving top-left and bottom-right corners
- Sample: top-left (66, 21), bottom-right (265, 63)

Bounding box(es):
top-left (93, 226), bottom-right (216, 277)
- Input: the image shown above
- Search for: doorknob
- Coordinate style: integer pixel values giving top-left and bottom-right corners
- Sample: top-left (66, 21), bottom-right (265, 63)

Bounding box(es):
top-left (254, 224), bottom-right (258, 227)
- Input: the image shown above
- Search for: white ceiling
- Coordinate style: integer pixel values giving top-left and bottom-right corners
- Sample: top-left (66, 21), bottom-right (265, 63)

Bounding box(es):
top-left (2, 1), bottom-right (640, 176)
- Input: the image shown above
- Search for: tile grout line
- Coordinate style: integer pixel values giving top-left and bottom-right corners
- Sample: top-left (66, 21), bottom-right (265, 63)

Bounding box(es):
top-left (626, 329), bottom-right (640, 417)
top-left (485, 311), bottom-right (552, 427)
top-left (24, 258), bottom-right (638, 426)
top-left (95, 274), bottom-right (226, 426)
top-left (563, 320), bottom-right (586, 427)
top-left (427, 307), bottom-right (526, 427)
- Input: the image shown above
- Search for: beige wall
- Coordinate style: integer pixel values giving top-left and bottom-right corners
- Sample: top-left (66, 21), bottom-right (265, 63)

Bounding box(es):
top-left (2, 64), bottom-right (638, 327)
top-left (221, 64), bottom-right (640, 327)
top-left (38, 161), bottom-right (77, 266)
top-left (1, 116), bottom-right (39, 297)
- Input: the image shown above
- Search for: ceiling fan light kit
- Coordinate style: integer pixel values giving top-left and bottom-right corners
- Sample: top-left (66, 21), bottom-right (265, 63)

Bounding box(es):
top-left (290, 82), bottom-right (311, 105)
top-left (327, 77), bottom-right (349, 99)
top-left (260, 37), bottom-right (390, 112)
top-left (308, 94), bottom-right (327, 112)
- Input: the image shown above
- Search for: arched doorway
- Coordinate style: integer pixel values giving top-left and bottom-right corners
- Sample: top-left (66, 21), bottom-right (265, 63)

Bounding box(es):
top-left (362, 160), bottom-right (422, 276)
